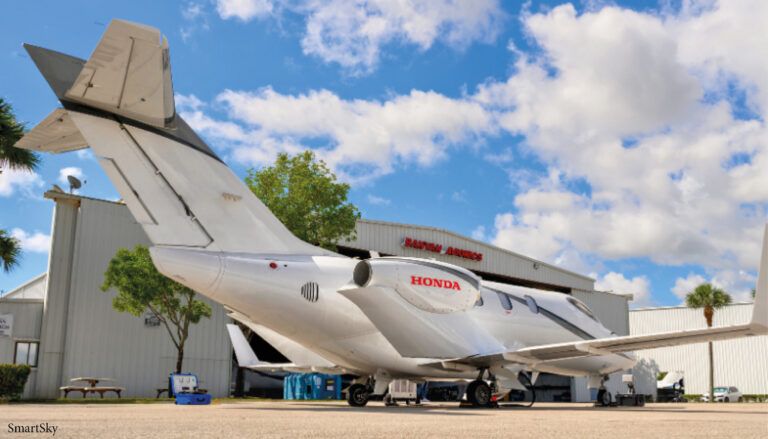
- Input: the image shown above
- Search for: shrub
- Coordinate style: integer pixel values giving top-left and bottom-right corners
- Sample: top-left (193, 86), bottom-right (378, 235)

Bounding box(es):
top-left (0, 364), bottom-right (32, 400)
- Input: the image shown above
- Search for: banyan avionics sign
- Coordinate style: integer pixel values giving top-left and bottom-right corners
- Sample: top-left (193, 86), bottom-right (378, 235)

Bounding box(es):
top-left (401, 237), bottom-right (483, 261)
top-left (0, 314), bottom-right (12, 337)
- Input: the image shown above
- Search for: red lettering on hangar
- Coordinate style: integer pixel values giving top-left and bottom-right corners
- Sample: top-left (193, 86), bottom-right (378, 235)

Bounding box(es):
top-left (411, 275), bottom-right (461, 290)
top-left (402, 237), bottom-right (483, 261)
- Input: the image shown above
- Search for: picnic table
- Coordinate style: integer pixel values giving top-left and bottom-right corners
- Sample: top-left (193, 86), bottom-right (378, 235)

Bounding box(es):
top-left (60, 377), bottom-right (125, 399)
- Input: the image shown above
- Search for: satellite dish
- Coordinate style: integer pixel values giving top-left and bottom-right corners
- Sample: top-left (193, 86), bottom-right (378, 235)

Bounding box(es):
top-left (51, 184), bottom-right (65, 193)
top-left (67, 175), bottom-right (82, 193)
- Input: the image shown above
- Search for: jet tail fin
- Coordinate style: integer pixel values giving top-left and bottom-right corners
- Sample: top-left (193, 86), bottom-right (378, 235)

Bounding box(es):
top-left (751, 224), bottom-right (768, 331)
top-left (17, 19), bottom-right (327, 256)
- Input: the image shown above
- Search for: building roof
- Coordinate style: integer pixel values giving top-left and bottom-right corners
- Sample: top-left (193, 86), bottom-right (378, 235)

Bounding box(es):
top-left (630, 302), bottom-right (755, 312)
top-left (358, 219), bottom-right (595, 282)
top-left (1, 272), bottom-right (46, 300)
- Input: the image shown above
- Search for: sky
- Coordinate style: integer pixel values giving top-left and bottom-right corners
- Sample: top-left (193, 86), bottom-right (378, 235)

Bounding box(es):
top-left (0, 0), bottom-right (766, 307)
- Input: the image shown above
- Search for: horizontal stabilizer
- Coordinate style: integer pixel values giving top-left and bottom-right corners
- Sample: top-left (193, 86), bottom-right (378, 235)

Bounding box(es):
top-left (14, 109), bottom-right (87, 153)
top-left (227, 311), bottom-right (336, 369)
top-left (226, 324), bottom-right (259, 368)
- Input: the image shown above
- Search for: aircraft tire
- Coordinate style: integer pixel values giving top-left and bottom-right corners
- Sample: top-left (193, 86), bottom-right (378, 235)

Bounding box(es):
top-left (466, 380), bottom-right (492, 407)
top-left (347, 384), bottom-right (370, 407)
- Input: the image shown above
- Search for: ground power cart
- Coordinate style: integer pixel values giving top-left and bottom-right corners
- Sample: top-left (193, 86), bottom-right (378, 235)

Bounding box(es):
top-left (170, 373), bottom-right (212, 405)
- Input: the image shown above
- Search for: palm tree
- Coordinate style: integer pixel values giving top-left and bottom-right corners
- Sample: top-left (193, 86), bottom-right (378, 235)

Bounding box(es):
top-left (0, 97), bottom-right (39, 172)
top-left (685, 283), bottom-right (732, 402)
top-left (0, 229), bottom-right (21, 273)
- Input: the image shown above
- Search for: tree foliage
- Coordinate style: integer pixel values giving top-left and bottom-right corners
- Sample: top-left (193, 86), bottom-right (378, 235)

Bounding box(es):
top-left (684, 283), bottom-right (732, 327)
top-left (685, 282), bottom-right (732, 403)
top-left (0, 98), bottom-right (39, 172)
top-left (245, 151), bottom-right (360, 250)
top-left (0, 229), bottom-right (21, 273)
top-left (101, 245), bottom-right (212, 373)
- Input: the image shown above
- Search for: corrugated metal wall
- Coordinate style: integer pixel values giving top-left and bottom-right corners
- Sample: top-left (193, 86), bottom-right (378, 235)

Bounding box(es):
top-left (36, 195), bottom-right (232, 398)
top-left (340, 220), bottom-right (595, 291)
top-left (573, 289), bottom-right (630, 336)
top-left (630, 303), bottom-right (768, 394)
top-left (0, 299), bottom-right (43, 398)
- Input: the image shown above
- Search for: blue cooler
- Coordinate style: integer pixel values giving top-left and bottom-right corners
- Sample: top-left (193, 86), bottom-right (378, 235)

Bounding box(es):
top-left (170, 373), bottom-right (212, 405)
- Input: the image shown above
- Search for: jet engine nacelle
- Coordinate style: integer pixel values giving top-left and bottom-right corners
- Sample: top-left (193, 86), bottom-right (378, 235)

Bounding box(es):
top-left (352, 257), bottom-right (481, 314)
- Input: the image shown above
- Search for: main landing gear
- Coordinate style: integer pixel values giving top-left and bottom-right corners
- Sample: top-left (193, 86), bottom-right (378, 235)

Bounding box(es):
top-left (464, 369), bottom-right (498, 408)
top-left (347, 383), bottom-right (370, 407)
top-left (466, 379), bottom-right (494, 407)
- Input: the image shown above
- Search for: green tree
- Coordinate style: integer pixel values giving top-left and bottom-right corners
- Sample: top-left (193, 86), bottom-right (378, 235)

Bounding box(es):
top-left (245, 151), bottom-right (360, 250)
top-left (101, 245), bottom-right (212, 373)
top-left (685, 283), bottom-right (732, 403)
top-left (0, 229), bottom-right (21, 273)
top-left (0, 98), bottom-right (39, 172)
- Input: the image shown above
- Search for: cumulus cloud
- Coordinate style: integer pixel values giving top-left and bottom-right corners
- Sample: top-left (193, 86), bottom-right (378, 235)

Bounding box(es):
top-left (595, 272), bottom-right (652, 307)
top-left (0, 169), bottom-right (43, 197)
top-left (483, 2), bottom-right (768, 291)
top-left (11, 228), bottom-right (51, 253)
top-left (216, 0), bottom-right (273, 21)
top-left (366, 194), bottom-right (390, 206)
top-left (214, 0), bottom-right (504, 74)
top-left (671, 273), bottom-right (707, 301)
top-left (180, 2), bottom-right (211, 42)
top-left (180, 88), bottom-right (494, 183)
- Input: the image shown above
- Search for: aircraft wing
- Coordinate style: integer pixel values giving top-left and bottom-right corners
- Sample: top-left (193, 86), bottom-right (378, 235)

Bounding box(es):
top-left (428, 224), bottom-right (768, 370)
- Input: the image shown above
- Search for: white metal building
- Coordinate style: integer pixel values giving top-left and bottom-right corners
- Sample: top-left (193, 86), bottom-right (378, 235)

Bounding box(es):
top-left (0, 191), bottom-right (232, 399)
top-left (630, 303), bottom-right (768, 395)
top-left (1, 191), bottom-right (631, 401)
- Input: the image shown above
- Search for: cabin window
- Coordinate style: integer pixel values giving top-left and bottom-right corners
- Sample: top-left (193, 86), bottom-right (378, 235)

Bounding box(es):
top-left (497, 292), bottom-right (513, 311)
top-left (14, 341), bottom-right (38, 367)
top-left (567, 297), bottom-right (597, 321)
top-left (524, 295), bottom-right (539, 314)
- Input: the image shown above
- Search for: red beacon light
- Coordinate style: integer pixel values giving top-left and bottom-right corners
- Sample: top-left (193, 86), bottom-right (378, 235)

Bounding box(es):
top-left (269, 261), bottom-right (278, 270)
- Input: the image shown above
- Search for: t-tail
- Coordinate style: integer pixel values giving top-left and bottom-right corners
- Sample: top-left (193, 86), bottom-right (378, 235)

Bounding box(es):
top-left (16, 20), bottom-right (328, 275)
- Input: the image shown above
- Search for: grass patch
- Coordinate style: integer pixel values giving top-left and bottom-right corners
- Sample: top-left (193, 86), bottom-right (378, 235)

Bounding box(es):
top-left (12, 398), bottom-right (175, 404)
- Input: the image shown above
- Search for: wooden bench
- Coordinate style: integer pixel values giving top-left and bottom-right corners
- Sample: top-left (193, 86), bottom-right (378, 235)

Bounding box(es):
top-left (89, 386), bottom-right (125, 398)
top-left (59, 386), bottom-right (88, 398)
top-left (59, 386), bottom-right (125, 399)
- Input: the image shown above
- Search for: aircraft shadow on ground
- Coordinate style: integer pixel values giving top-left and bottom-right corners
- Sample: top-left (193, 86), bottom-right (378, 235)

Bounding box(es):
top-left (222, 402), bottom-right (768, 416)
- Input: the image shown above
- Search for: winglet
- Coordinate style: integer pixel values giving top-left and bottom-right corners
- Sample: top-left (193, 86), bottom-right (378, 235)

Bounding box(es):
top-left (226, 324), bottom-right (259, 367)
top-left (751, 224), bottom-right (768, 332)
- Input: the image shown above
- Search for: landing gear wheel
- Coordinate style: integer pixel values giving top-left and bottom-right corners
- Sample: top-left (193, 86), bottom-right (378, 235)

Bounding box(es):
top-left (466, 380), bottom-right (492, 407)
top-left (347, 384), bottom-right (370, 407)
top-left (596, 388), bottom-right (612, 406)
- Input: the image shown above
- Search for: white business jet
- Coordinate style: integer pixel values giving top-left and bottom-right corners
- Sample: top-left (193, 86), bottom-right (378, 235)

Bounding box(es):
top-left (16, 20), bottom-right (768, 407)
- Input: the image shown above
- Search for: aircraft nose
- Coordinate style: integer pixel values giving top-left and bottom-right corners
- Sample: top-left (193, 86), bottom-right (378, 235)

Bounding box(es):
top-left (149, 246), bottom-right (223, 298)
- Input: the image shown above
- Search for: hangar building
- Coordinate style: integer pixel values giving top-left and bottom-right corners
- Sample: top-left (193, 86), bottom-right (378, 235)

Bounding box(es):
top-left (630, 303), bottom-right (768, 396)
top-left (1, 190), bottom-right (631, 401)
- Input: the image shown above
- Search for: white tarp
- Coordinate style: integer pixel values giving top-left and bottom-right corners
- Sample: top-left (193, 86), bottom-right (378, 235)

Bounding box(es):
top-left (0, 314), bottom-right (12, 337)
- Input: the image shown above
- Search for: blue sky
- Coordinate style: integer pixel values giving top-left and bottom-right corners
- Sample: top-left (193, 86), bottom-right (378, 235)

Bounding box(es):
top-left (1, 0), bottom-right (766, 307)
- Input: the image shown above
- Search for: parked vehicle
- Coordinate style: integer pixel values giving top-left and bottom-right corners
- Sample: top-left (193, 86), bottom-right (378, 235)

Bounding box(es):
top-left (701, 386), bottom-right (743, 402)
